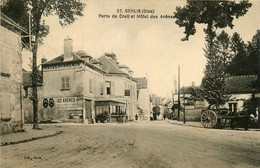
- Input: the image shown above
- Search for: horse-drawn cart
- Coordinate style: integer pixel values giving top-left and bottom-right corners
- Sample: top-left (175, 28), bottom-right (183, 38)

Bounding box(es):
top-left (201, 108), bottom-right (250, 130)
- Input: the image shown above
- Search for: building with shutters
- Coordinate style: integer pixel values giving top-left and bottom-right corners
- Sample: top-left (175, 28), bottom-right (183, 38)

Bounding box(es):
top-left (224, 75), bottom-right (258, 113)
top-left (0, 13), bottom-right (27, 134)
top-left (41, 38), bottom-right (138, 123)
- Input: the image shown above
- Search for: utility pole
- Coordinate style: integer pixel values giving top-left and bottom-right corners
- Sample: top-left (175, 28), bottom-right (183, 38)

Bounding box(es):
top-left (183, 85), bottom-right (186, 124)
top-left (257, 30), bottom-right (260, 128)
top-left (178, 65), bottom-right (180, 121)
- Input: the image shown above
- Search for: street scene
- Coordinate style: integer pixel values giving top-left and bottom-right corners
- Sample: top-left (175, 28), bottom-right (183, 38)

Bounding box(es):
top-left (1, 0), bottom-right (260, 168)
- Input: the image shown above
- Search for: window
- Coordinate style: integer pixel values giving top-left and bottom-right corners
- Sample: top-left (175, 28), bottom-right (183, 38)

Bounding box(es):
top-left (24, 87), bottom-right (28, 98)
top-left (62, 77), bottom-right (70, 90)
top-left (89, 79), bottom-right (93, 93)
top-left (106, 81), bottom-right (111, 95)
top-left (229, 103), bottom-right (237, 113)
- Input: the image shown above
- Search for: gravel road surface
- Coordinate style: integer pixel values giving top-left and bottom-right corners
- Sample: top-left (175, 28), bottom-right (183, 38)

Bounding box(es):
top-left (1, 121), bottom-right (259, 168)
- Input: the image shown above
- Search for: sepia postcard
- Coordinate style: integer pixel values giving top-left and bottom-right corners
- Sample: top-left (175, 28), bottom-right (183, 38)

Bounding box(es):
top-left (1, 0), bottom-right (260, 168)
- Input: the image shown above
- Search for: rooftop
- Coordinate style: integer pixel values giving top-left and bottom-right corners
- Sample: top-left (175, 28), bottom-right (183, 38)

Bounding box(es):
top-left (133, 77), bottom-right (148, 89)
top-left (226, 75), bottom-right (257, 94)
top-left (0, 12), bottom-right (27, 34)
top-left (97, 55), bottom-right (129, 76)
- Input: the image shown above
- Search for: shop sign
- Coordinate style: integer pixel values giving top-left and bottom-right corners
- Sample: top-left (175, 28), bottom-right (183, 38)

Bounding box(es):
top-left (56, 97), bottom-right (76, 104)
top-left (55, 97), bottom-right (77, 108)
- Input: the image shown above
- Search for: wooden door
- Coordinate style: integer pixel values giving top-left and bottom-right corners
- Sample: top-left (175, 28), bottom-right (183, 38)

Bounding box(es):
top-left (85, 100), bottom-right (92, 123)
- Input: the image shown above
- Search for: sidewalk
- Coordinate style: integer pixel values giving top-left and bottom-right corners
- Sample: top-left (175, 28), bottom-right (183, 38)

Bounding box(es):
top-left (167, 120), bottom-right (260, 131)
top-left (167, 120), bottom-right (203, 128)
top-left (1, 124), bottom-right (63, 146)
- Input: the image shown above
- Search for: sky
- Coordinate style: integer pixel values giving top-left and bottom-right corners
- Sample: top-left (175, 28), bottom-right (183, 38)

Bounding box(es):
top-left (22, 0), bottom-right (260, 97)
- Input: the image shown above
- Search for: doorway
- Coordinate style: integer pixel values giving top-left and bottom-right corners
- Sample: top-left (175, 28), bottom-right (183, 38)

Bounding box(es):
top-left (85, 100), bottom-right (92, 123)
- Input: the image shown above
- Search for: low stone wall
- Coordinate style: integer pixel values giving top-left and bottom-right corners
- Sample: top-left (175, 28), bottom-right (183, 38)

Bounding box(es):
top-left (179, 109), bottom-right (202, 121)
top-left (25, 107), bottom-right (83, 123)
top-left (0, 121), bottom-right (23, 135)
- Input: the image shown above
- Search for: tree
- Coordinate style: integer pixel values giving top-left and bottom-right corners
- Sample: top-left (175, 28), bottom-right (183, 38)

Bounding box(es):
top-left (247, 30), bottom-right (260, 75)
top-left (174, 1), bottom-right (252, 109)
top-left (152, 106), bottom-right (160, 120)
top-left (188, 87), bottom-right (204, 101)
top-left (226, 31), bottom-right (260, 76)
top-left (226, 32), bottom-right (249, 76)
top-left (201, 31), bottom-right (232, 108)
top-left (1, 0), bottom-right (85, 129)
top-left (174, 1), bottom-right (252, 44)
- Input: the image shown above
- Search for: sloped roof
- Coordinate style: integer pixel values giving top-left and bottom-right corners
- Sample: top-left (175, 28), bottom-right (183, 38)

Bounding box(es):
top-left (173, 86), bottom-right (200, 95)
top-left (42, 53), bottom-right (105, 74)
top-left (42, 53), bottom-right (83, 65)
top-left (133, 77), bottom-right (148, 89)
top-left (0, 12), bottom-right (27, 34)
top-left (76, 50), bottom-right (92, 58)
top-left (118, 64), bottom-right (129, 68)
top-left (97, 55), bottom-right (128, 75)
top-left (226, 75), bottom-right (257, 94)
top-left (92, 59), bottom-right (102, 65)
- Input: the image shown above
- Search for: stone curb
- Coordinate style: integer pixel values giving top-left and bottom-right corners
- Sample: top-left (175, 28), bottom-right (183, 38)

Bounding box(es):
top-left (167, 121), bottom-right (260, 131)
top-left (167, 120), bottom-right (203, 128)
top-left (0, 131), bottom-right (63, 146)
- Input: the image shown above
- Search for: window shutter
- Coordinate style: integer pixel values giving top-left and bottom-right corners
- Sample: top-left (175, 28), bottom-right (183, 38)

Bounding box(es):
top-left (62, 77), bottom-right (65, 89)
top-left (111, 81), bottom-right (115, 95)
top-left (100, 82), bottom-right (104, 95)
top-left (89, 79), bottom-right (92, 93)
top-left (66, 77), bottom-right (70, 89)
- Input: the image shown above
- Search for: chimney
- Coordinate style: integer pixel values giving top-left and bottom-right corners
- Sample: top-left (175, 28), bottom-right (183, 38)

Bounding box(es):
top-left (41, 58), bottom-right (47, 64)
top-left (192, 81), bottom-right (195, 87)
top-left (64, 38), bottom-right (73, 62)
top-left (105, 52), bottom-right (117, 62)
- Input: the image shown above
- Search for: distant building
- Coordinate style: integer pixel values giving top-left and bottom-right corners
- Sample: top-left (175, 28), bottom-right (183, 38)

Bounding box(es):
top-left (173, 86), bottom-right (206, 110)
top-left (0, 13), bottom-right (27, 134)
top-left (225, 75), bottom-right (257, 113)
top-left (133, 77), bottom-right (151, 120)
top-left (22, 69), bottom-right (43, 123)
top-left (41, 38), bottom-right (139, 123)
top-left (150, 95), bottom-right (164, 120)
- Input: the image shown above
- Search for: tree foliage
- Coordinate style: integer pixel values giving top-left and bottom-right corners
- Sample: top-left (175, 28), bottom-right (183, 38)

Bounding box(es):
top-left (1, 0), bottom-right (85, 129)
top-left (173, 0), bottom-right (252, 42)
top-left (188, 87), bottom-right (204, 101)
top-left (152, 106), bottom-right (160, 120)
top-left (227, 30), bottom-right (260, 76)
top-left (174, 1), bottom-right (253, 109)
top-left (243, 95), bottom-right (258, 116)
top-left (201, 31), bottom-right (232, 108)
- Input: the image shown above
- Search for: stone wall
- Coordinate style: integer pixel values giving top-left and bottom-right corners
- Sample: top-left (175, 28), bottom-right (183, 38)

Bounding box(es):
top-left (0, 26), bottom-right (23, 134)
top-left (179, 109), bottom-right (202, 121)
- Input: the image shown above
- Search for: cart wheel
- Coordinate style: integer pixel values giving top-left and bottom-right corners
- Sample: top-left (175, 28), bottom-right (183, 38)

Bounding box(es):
top-left (201, 110), bottom-right (218, 128)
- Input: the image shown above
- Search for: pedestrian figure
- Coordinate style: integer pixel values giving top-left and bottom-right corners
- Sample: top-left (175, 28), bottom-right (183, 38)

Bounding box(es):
top-left (163, 114), bottom-right (166, 120)
top-left (135, 114), bottom-right (138, 120)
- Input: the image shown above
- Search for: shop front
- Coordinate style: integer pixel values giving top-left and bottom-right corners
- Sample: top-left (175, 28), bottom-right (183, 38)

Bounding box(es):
top-left (95, 100), bottom-right (126, 123)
